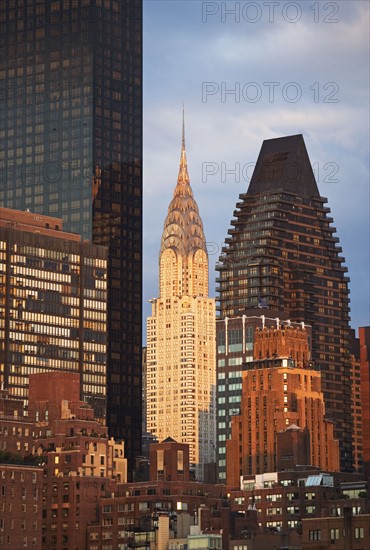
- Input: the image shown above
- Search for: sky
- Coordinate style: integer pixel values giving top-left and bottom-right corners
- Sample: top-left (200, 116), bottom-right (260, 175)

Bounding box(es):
top-left (143, 0), bottom-right (370, 340)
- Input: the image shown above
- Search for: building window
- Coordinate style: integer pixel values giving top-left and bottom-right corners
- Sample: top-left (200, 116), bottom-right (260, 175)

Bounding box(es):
top-left (157, 450), bottom-right (164, 473)
top-left (228, 328), bottom-right (243, 353)
top-left (354, 527), bottom-right (364, 539)
top-left (330, 528), bottom-right (339, 540)
top-left (309, 530), bottom-right (321, 541)
top-left (177, 450), bottom-right (184, 472)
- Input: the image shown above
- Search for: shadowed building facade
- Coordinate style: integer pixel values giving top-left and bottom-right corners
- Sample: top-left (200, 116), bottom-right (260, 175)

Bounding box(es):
top-left (146, 119), bottom-right (216, 480)
top-left (0, 0), bottom-right (142, 474)
top-left (216, 135), bottom-right (352, 471)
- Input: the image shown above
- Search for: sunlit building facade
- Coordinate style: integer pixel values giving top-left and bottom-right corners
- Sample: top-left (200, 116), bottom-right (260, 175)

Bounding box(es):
top-left (146, 121), bottom-right (216, 479)
top-left (0, 207), bottom-right (107, 419)
top-left (216, 135), bottom-right (352, 471)
top-left (216, 311), bottom-right (311, 481)
top-left (226, 325), bottom-right (340, 487)
top-left (360, 326), bottom-right (370, 480)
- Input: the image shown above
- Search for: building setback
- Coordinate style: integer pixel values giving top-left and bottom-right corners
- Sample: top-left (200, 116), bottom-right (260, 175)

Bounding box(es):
top-left (0, 207), bottom-right (107, 419)
top-left (146, 118), bottom-right (216, 480)
top-left (0, 0), bottom-right (142, 475)
top-left (216, 135), bottom-right (352, 471)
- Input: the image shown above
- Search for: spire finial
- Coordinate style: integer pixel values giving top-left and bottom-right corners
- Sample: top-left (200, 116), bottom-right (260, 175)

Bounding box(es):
top-left (177, 104), bottom-right (190, 186)
top-left (182, 103), bottom-right (185, 150)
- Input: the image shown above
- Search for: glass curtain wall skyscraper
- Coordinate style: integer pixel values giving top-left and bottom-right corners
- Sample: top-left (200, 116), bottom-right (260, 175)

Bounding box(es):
top-left (216, 135), bottom-right (353, 472)
top-left (0, 0), bottom-right (142, 475)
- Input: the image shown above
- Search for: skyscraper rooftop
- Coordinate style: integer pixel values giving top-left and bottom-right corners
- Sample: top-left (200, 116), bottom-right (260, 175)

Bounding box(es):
top-left (247, 134), bottom-right (320, 198)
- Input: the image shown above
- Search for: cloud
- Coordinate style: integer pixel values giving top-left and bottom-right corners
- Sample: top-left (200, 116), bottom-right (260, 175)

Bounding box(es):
top-left (143, 1), bottom-right (370, 335)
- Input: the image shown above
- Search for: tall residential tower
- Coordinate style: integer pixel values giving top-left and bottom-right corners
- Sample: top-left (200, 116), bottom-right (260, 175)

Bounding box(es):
top-left (0, 0), bottom-right (142, 474)
top-left (217, 135), bottom-right (352, 471)
top-left (146, 119), bottom-right (216, 479)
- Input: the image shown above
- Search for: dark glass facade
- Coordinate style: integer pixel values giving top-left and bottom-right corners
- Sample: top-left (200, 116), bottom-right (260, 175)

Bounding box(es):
top-left (0, 0), bottom-right (142, 474)
top-left (217, 135), bottom-right (353, 472)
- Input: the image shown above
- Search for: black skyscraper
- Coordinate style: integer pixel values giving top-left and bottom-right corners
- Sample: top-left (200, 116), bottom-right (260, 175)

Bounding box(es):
top-left (0, 0), bottom-right (142, 475)
top-left (217, 135), bottom-right (353, 471)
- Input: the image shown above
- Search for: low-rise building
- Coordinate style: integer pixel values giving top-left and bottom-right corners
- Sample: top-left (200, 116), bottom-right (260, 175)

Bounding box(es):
top-left (0, 463), bottom-right (43, 550)
top-left (301, 506), bottom-right (370, 549)
top-left (1, 372), bottom-right (127, 550)
top-left (0, 388), bottom-right (34, 456)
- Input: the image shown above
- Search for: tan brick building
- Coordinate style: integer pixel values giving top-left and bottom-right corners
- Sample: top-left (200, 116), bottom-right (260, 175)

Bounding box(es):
top-left (226, 326), bottom-right (339, 486)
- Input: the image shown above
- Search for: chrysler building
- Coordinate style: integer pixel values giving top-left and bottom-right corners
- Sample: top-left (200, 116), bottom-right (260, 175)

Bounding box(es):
top-left (146, 116), bottom-right (216, 479)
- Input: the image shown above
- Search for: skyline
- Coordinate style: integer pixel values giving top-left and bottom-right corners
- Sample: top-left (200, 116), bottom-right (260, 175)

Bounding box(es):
top-left (143, 0), bottom-right (370, 337)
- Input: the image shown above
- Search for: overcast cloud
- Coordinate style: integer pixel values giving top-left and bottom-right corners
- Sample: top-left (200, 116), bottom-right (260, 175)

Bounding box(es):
top-left (143, 0), bottom-right (370, 340)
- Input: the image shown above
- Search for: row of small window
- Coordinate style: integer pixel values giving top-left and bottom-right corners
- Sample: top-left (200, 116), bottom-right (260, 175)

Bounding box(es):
top-left (309, 527), bottom-right (365, 540)
top-left (217, 353), bottom-right (253, 367)
top-left (13, 266), bottom-right (74, 283)
top-left (1, 441), bottom-right (30, 452)
top-left (0, 518), bottom-right (38, 530)
top-left (9, 323), bottom-right (71, 337)
top-left (0, 535), bottom-right (38, 547)
top-left (1, 503), bottom-right (38, 514)
top-left (0, 425), bottom-right (30, 437)
top-left (218, 383), bottom-right (242, 392)
top-left (218, 371), bottom-right (242, 379)
top-left (218, 344), bottom-right (243, 353)
top-left (1, 470), bottom-right (36, 482)
top-left (1, 486), bottom-right (38, 498)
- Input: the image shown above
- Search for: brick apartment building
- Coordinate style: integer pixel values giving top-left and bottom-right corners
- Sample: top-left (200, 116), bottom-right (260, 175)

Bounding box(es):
top-left (0, 388), bottom-right (34, 456)
top-left (86, 438), bottom-right (230, 549)
top-left (0, 371), bottom-right (126, 550)
top-left (226, 325), bottom-right (339, 486)
top-left (1, 371), bottom-right (370, 549)
top-left (0, 463), bottom-right (43, 549)
top-left (85, 439), bottom-right (370, 550)
top-left (301, 506), bottom-right (370, 549)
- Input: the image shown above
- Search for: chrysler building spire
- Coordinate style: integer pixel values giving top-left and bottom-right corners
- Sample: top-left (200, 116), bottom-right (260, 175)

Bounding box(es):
top-left (160, 112), bottom-right (207, 269)
top-left (176, 106), bottom-right (190, 188)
